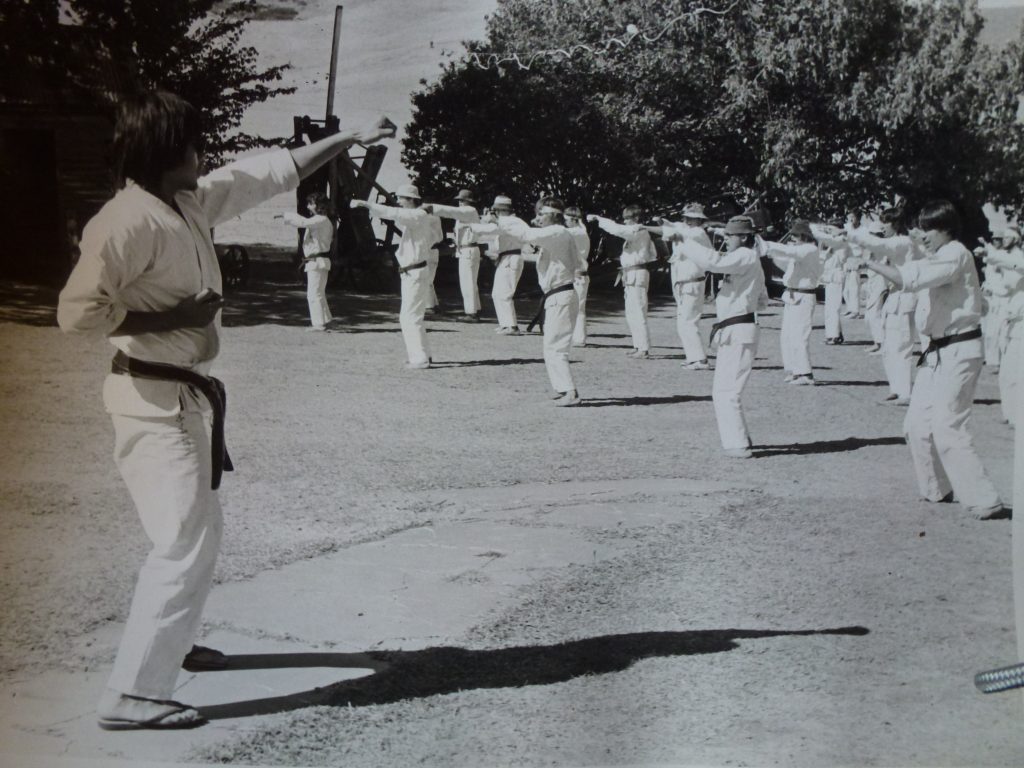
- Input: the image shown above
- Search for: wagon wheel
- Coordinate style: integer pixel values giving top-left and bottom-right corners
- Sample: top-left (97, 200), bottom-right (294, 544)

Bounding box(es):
top-left (219, 245), bottom-right (250, 290)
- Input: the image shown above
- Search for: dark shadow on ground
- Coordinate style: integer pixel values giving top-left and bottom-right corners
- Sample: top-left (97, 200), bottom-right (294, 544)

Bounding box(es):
top-left (752, 436), bottom-right (905, 458)
top-left (839, 340), bottom-right (874, 346)
top-left (577, 394), bottom-right (713, 407)
top-left (975, 398), bottom-right (1001, 406)
top-left (197, 626), bottom-right (869, 720)
top-left (815, 380), bottom-right (889, 387)
top-left (430, 358), bottom-right (545, 368)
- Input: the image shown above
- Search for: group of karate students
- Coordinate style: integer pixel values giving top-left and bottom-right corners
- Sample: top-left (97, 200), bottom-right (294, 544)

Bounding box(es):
top-left (349, 187), bottom-right (1017, 521)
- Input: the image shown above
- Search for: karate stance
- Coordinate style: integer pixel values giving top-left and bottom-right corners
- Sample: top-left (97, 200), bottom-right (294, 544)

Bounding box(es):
top-left (276, 192), bottom-right (334, 330)
top-left (472, 195), bottom-right (528, 334)
top-left (58, 90), bottom-right (395, 729)
top-left (655, 202), bottom-right (711, 369)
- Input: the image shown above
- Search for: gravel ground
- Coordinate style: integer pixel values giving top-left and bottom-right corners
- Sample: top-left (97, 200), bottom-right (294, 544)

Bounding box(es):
top-left (0, 271), bottom-right (1020, 766)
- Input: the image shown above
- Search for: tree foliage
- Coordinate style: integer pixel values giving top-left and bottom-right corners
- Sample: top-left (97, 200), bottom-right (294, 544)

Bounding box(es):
top-left (2, 0), bottom-right (295, 165)
top-left (402, 0), bottom-right (1024, 228)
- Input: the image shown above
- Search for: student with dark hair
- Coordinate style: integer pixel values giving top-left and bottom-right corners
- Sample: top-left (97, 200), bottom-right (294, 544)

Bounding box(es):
top-left (863, 199), bottom-right (1006, 518)
top-left (276, 192), bottom-right (335, 330)
top-left (589, 204), bottom-right (657, 359)
top-left (58, 90), bottom-right (395, 730)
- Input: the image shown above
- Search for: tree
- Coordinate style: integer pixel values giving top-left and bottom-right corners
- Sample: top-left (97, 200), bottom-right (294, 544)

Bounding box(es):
top-left (402, 0), bottom-right (1024, 230)
top-left (2, 0), bottom-right (295, 165)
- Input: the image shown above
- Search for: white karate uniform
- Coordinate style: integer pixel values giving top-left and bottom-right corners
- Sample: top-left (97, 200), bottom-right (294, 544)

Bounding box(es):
top-left (853, 232), bottom-right (924, 399)
top-left (981, 263), bottom-right (1004, 367)
top-left (764, 240), bottom-right (821, 377)
top-left (863, 271), bottom-right (888, 346)
top-left (424, 214), bottom-right (443, 310)
top-left (57, 149), bottom-right (300, 699)
top-left (568, 223), bottom-right (591, 346)
top-left (680, 239), bottom-right (765, 451)
top-left (986, 245), bottom-right (1024, 425)
top-left (594, 217), bottom-right (656, 353)
top-left (431, 204), bottom-right (482, 315)
top-left (820, 245), bottom-right (846, 340)
top-left (502, 220), bottom-right (583, 393)
top-left (472, 216), bottom-right (528, 329)
top-left (899, 240), bottom-right (1003, 513)
top-left (283, 211), bottom-right (334, 329)
top-left (365, 203), bottom-right (438, 365)
top-left (662, 223), bottom-right (709, 363)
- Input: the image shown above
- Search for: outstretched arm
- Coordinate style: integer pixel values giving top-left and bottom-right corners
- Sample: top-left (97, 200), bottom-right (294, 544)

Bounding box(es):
top-left (290, 116), bottom-right (397, 180)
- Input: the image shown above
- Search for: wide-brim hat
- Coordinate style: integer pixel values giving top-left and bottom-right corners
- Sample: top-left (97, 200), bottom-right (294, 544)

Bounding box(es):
top-left (491, 195), bottom-right (513, 211)
top-left (790, 219), bottom-right (813, 239)
top-left (455, 189), bottom-right (476, 204)
top-left (681, 202), bottom-right (707, 220)
top-left (724, 215), bottom-right (755, 235)
top-left (396, 183), bottom-right (421, 200)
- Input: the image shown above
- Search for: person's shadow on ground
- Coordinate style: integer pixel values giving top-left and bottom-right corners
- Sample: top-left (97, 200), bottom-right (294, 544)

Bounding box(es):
top-left (196, 625), bottom-right (869, 721)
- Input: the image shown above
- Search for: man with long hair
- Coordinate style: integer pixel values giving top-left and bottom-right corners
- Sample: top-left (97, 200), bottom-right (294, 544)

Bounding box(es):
top-left (58, 90), bottom-right (395, 730)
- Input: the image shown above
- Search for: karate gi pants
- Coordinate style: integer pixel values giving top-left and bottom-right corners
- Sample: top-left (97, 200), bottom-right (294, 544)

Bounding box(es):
top-left (843, 271), bottom-right (861, 314)
top-left (543, 290), bottom-right (579, 393)
top-left (305, 263), bottom-right (332, 329)
top-left (572, 275), bottom-right (590, 346)
top-left (865, 300), bottom-right (885, 346)
top-left (1013, 385), bottom-right (1024, 669)
top-left (399, 268), bottom-right (431, 365)
top-left (624, 283), bottom-right (650, 352)
top-left (674, 281), bottom-right (706, 362)
top-left (824, 282), bottom-right (844, 339)
top-left (457, 252), bottom-right (481, 315)
top-left (883, 311), bottom-right (915, 399)
top-left (1000, 319), bottom-right (1022, 426)
top-left (712, 328), bottom-right (758, 451)
top-left (107, 410), bottom-right (223, 699)
top-left (983, 298), bottom-right (1003, 367)
top-left (904, 342), bottom-right (1002, 512)
top-left (780, 292), bottom-right (814, 376)
top-left (492, 257), bottom-right (524, 328)
top-left (425, 258), bottom-right (439, 309)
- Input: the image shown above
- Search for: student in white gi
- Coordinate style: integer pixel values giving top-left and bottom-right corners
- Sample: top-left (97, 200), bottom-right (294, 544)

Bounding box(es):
top-left (57, 91), bottom-right (395, 730)
top-left (471, 195), bottom-right (527, 335)
top-left (863, 199), bottom-right (1005, 518)
top-left (983, 226), bottom-right (1024, 426)
top-left (761, 219), bottom-right (822, 385)
top-left (676, 215), bottom-right (766, 458)
top-left (351, 184), bottom-right (439, 369)
top-left (589, 205), bottom-right (657, 358)
top-left (500, 197), bottom-right (584, 405)
top-left (276, 192), bottom-right (334, 330)
top-left (842, 209), bottom-right (865, 318)
top-left (849, 209), bottom-right (923, 405)
top-left (564, 206), bottom-right (592, 347)
top-left (424, 189), bottom-right (482, 321)
top-left (862, 247), bottom-right (888, 355)
top-left (655, 202), bottom-right (711, 369)
top-left (818, 232), bottom-right (847, 345)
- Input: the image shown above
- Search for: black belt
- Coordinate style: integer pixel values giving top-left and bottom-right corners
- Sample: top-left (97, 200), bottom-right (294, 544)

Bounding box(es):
top-left (676, 276), bottom-right (705, 285)
top-left (301, 252), bottom-right (330, 263)
top-left (709, 312), bottom-right (757, 344)
top-left (111, 350), bottom-right (233, 490)
top-left (786, 287), bottom-right (817, 295)
top-left (496, 248), bottom-right (521, 266)
top-left (917, 327), bottom-right (982, 367)
top-left (578, 270), bottom-right (589, 277)
top-left (399, 260), bottom-right (427, 275)
top-left (527, 282), bottom-right (576, 333)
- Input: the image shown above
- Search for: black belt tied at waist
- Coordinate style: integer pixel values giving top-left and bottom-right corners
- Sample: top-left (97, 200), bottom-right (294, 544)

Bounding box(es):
top-left (398, 260), bottom-right (427, 275)
top-left (676, 276), bottom-right (705, 285)
top-left (527, 282), bottom-right (576, 333)
top-left (496, 248), bottom-right (521, 266)
top-left (786, 286), bottom-right (817, 295)
top-left (917, 327), bottom-right (982, 368)
top-left (111, 350), bottom-right (233, 490)
top-left (709, 312), bottom-right (757, 344)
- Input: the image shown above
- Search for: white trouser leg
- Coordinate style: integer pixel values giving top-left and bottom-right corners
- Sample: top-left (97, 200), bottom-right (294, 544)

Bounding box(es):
top-left (843, 272), bottom-right (861, 314)
top-left (1000, 321), bottom-right (1022, 425)
top-left (399, 270), bottom-right (430, 364)
top-left (866, 302), bottom-right (885, 345)
top-left (824, 283), bottom-right (843, 339)
top-left (782, 295), bottom-right (814, 376)
top-left (883, 311), bottom-right (914, 398)
top-left (491, 262), bottom-right (521, 328)
top-left (425, 260), bottom-right (438, 309)
top-left (543, 291), bottom-right (578, 393)
top-left (107, 411), bottom-right (223, 699)
top-left (572, 277), bottom-right (590, 345)
top-left (624, 284), bottom-right (650, 352)
top-left (712, 337), bottom-right (757, 450)
top-left (904, 351), bottom-right (1002, 510)
top-left (306, 267), bottom-right (331, 328)
top-left (458, 256), bottom-right (481, 314)
top-left (675, 286), bottom-right (706, 362)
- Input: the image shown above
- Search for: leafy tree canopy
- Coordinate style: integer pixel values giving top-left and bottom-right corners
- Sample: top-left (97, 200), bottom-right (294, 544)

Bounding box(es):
top-left (402, 0), bottom-right (1024, 230)
top-left (2, 0), bottom-right (295, 165)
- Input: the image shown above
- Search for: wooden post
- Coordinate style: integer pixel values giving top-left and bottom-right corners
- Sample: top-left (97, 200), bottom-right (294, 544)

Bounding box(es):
top-left (325, 6), bottom-right (344, 258)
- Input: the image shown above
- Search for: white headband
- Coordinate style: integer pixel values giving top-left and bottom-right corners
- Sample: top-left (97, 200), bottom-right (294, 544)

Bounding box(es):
top-left (539, 205), bottom-right (563, 215)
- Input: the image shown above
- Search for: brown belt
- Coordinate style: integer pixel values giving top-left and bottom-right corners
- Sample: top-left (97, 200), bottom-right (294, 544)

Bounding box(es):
top-left (111, 350), bottom-right (232, 490)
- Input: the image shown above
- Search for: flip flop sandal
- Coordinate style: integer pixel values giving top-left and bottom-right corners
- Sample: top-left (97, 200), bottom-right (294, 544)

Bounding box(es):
top-left (182, 644), bottom-right (228, 672)
top-left (98, 698), bottom-right (207, 731)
